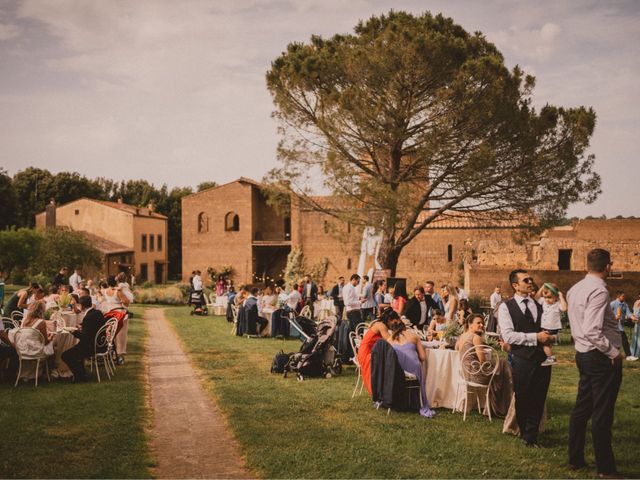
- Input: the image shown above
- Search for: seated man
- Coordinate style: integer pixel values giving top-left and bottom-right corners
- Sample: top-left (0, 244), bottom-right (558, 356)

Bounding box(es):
top-left (62, 296), bottom-right (107, 382)
top-left (405, 286), bottom-right (440, 330)
top-left (244, 288), bottom-right (268, 336)
top-left (0, 323), bottom-right (18, 382)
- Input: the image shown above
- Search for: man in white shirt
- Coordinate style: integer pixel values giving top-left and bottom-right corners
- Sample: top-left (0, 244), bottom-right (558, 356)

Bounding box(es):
top-left (342, 274), bottom-right (362, 330)
top-left (490, 286), bottom-right (502, 309)
top-left (192, 271), bottom-right (203, 291)
top-left (360, 275), bottom-right (376, 322)
top-left (567, 249), bottom-right (622, 476)
top-left (498, 269), bottom-right (552, 447)
top-left (69, 267), bottom-right (83, 292)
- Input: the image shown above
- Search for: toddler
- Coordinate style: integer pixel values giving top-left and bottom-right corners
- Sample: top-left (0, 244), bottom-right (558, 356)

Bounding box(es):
top-left (536, 282), bottom-right (567, 366)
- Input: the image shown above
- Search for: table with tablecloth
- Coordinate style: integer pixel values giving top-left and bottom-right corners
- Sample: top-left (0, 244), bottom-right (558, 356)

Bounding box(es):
top-left (213, 295), bottom-right (228, 316)
top-left (59, 311), bottom-right (81, 327)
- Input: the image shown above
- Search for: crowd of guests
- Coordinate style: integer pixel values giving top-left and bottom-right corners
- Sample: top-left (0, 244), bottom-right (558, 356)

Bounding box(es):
top-left (0, 266), bottom-right (134, 384)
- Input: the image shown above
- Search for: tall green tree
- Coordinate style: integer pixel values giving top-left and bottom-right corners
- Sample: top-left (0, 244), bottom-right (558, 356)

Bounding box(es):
top-left (0, 228), bottom-right (43, 280)
top-left (0, 168), bottom-right (17, 229)
top-left (32, 228), bottom-right (102, 280)
top-left (12, 167), bottom-right (55, 227)
top-left (265, 11), bottom-right (600, 274)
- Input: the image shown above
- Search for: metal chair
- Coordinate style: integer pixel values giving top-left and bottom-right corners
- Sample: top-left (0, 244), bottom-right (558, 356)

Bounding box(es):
top-left (348, 331), bottom-right (364, 398)
top-left (10, 311), bottom-right (23, 324)
top-left (2, 317), bottom-right (17, 331)
top-left (90, 322), bottom-right (114, 382)
top-left (299, 304), bottom-right (312, 319)
top-left (354, 322), bottom-right (368, 339)
top-left (230, 304), bottom-right (239, 335)
top-left (453, 345), bottom-right (500, 421)
top-left (14, 327), bottom-right (51, 387)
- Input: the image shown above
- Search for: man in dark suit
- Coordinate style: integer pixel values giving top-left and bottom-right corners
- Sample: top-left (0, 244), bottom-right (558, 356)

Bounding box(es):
top-left (497, 269), bottom-right (552, 447)
top-left (243, 287), bottom-right (267, 336)
top-left (62, 295), bottom-right (107, 382)
top-left (405, 286), bottom-right (440, 329)
top-left (330, 276), bottom-right (345, 321)
top-left (301, 275), bottom-right (318, 317)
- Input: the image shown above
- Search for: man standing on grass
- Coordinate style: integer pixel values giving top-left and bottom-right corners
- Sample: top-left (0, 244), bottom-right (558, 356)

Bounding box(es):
top-left (610, 291), bottom-right (636, 361)
top-left (330, 276), bottom-right (346, 320)
top-left (498, 269), bottom-right (552, 447)
top-left (567, 249), bottom-right (623, 478)
top-left (342, 274), bottom-right (362, 330)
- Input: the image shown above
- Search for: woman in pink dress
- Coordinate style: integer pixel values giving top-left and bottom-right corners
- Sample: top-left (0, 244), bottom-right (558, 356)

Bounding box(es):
top-left (358, 308), bottom-right (395, 395)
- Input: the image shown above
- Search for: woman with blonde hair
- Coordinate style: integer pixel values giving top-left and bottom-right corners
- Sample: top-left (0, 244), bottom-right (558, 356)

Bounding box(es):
top-left (443, 284), bottom-right (458, 322)
top-left (11, 300), bottom-right (54, 357)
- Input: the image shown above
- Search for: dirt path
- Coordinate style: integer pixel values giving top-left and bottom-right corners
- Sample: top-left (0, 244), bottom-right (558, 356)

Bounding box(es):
top-left (146, 308), bottom-right (252, 479)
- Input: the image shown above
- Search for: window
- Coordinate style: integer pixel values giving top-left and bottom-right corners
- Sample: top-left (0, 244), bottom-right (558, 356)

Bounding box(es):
top-left (225, 212), bottom-right (240, 231)
top-left (74, 209), bottom-right (80, 215)
top-left (198, 212), bottom-right (209, 233)
top-left (323, 221), bottom-right (329, 234)
top-left (347, 222), bottom-right (351, 233)
top-left (150, 234), bottom-right (155, 252)
top-left (447, 244), bottom-right (453, 262)
top-left (141, 234), bottom-right (147, 252)
top-left (558, 249), bottom-right (572, 270)
top-left (157, 234), bottom-right (163, 251)
top-left (347, 258), bottom-right (352, 269)
top-left (140, 263), bottom-right (148, 282)
top-left (284, 217), bottom-right (291, 240)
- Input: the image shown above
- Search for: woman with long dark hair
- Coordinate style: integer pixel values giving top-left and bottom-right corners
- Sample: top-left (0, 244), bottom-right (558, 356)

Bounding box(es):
top-left (386, 313), bottom-right (436, 418)
top-left (391, 280), bottom-right (408, 316)
top-left (357, 307), bottom-right (395, 395)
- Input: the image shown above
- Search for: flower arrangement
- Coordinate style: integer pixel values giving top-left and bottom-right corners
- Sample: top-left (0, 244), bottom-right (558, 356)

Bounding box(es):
top-left (58, 292), bottom-right (71, 309)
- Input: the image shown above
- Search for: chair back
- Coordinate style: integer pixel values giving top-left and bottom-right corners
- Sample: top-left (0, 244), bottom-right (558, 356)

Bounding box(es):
top-left (94, 323), bottom-right (111, 355)
top-left (231, 304), bottom-right (239, 322)
top-left (2, 317), bottom-right (17, 330)
top-left (105, 319), bottom-right (118, 347)
top-left (354, 322), bottom-right (368, 339)
top-left (459, 344), bottom-right (499, 385)
top-left (11, 310), bottom-right (23, 324)
top-left (14, 327), bottom-right (46, 358)
top-left (348, 331), bottom-right (361, 366)
top-left (299, 305), bottom-right (312, 319)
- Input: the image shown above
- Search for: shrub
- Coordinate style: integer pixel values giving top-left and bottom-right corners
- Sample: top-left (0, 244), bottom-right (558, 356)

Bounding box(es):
top-left (133, 285), bottom-right (185, 305)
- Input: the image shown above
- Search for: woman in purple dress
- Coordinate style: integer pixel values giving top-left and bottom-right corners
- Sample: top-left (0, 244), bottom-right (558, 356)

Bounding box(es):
top-left (387, 317), bottom-right (436, 418)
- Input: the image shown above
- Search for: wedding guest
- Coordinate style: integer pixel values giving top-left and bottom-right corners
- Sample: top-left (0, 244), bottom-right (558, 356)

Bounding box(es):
top-left (456, 313), bottom-right (489, 380)
top-left (69, 266), bottom-right (83, 292)
top-left (101, 276), bottom-right (130, 365)
top-left (373, 280), bottom-right (390, 312)
top-left (427, 310), bottom-right (447, 338)
top-left (301, 275), bottom-right (318, 317)
top-left (405, 286), bottom-right (439, 330)
top-left (244, 287), bottom-right (267, 336)
top-left (456, 298), bottom-right (473, 326)
top-left (442, 284), bottom-right (459, 322)
top-left (498, 269), bottom-right (551, 447)
top-left (286, 284), bottom-right (301, 312)
top-left (610, 291), bottom-right (633, 359)
top-left (386, 312), bottom-right (436, 418)
top-left (630, 293), bottom-right (640, 360)
top-left (62, 295), bottom-right (106, 382)
top-left (391, 280), bottom-right (408, 317)
top-left (343, 274), bottom-right (363, 330)
top-left (568, 249), bottom-right (623, 477)
top-left (16, 301), bottom-right (54, 356)
top-left (424, 280), bottom-right (444, 323)
top-left (357, 307), bottom-right (393, 395)
top-left (330, 276), bottom-right (346, 320)
top-left (52, 267), bottom-right (69, 287)
top-left (44, 285), bottom-right (60, 310)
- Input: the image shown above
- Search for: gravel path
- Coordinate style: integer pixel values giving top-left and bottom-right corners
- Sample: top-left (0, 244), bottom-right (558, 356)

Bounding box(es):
top-left (146, 308), bottom-right (252, 479)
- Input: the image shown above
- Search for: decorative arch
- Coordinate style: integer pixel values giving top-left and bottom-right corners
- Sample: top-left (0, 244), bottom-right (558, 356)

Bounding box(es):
top-left (225, 212), bottom-right (240, 231)
top-left (197, 212), bottom-right (209, 233)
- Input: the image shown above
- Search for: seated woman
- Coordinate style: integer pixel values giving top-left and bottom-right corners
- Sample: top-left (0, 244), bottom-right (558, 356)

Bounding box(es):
top-left (427, 309), bottom-right (447, 339)
top-left (391, 281), bottom-right (408, 317)
top-left (100, 276), bottom-right (131, 365)
top-left (456, 298), bottom-right (473, 326)
top-left (44, 285), bottom-right (60, 310)
top-left (455, 313), bottom-right (491, 384)
top-left (386, 315), bottom-right (436, 418)
top-left (10, 301), bottom-right (54, 357)
top-left (357, 307), bottom-right (394, 396)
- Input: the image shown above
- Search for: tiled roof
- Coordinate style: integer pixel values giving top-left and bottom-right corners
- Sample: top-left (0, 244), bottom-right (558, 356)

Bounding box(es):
top-left (78, 231), bottom-right (133, 254)
top-left (92, 199), bottom-right (167, 219)
top-left (184, 177), bottom-right (262, 198)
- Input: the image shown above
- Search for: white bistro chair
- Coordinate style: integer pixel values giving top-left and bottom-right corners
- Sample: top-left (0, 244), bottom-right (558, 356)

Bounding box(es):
top-left (453, 345), bottom-right (500, 421)
top-left (14, 327), bottom-right (51, 387)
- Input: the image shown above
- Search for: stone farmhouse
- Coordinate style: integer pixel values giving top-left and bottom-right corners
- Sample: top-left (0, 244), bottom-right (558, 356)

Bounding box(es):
top-left (36, 198), bottom-right (168, 283)
top-left (182, 178), bottom-right (640, 296)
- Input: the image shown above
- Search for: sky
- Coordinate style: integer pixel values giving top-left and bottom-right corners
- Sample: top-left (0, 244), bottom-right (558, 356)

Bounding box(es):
top-left (0, 0), bottom-right (638, 217)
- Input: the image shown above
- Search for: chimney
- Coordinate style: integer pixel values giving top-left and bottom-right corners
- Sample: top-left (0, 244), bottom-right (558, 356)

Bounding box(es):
top-left (117, 197), bottom-right (123, 204)
top-left (45, 199), bottom-right (56, 228)
top-left (147, 203), bottom-right (155, 212)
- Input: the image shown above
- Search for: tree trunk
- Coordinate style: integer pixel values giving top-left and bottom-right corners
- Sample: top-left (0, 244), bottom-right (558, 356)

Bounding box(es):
top-left (377, 235), bottom-right (402, 277)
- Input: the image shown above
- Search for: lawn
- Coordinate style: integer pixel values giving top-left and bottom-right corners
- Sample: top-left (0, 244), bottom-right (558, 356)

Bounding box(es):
top-left (0, 306), bottom-right (153, 478)
top-left (165, 308), bottom-right (640, 479)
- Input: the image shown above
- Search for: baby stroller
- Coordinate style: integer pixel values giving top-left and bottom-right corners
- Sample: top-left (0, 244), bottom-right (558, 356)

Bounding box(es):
top-left (285, 316), bottom-right (342, 380)
top-left (189, 289), bottom-right (208, 316)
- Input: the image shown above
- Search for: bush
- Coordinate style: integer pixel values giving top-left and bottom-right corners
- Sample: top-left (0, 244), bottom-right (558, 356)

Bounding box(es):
top-left (133, 285), bottom-right (185, 305)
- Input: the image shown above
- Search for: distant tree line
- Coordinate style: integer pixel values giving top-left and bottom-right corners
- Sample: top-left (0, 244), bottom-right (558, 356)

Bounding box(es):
top-left (0, 167), bottom-right (217, 280)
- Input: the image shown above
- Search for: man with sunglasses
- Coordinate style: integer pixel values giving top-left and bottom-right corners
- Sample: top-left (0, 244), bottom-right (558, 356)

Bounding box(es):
top-left (498, 269), bottom-right (552, 447)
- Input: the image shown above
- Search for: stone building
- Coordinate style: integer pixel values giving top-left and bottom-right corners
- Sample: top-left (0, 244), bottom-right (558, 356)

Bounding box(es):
top-left (182, 178), bottom-right (640, 296)
top-left (36, 198), bottom-right (168, 283)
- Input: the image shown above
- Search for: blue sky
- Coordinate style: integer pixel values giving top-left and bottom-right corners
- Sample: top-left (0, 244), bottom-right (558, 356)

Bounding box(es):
top-left (0, 0), bottom-right (638, 217)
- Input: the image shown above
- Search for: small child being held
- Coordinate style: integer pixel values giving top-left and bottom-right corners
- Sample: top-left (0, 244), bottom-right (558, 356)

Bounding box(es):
top-left (536, 282), bottom-right (567, 366)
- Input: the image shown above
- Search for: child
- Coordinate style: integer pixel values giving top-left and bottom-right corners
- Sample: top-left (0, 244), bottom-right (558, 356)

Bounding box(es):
top-left (536, 282), bottom-right (567, 366)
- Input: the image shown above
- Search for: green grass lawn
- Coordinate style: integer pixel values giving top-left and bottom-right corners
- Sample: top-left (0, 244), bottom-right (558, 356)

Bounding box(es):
top-left (0, 307), bottom-right (153, 478)
top-left (165, 308), bottom-right (640, 479)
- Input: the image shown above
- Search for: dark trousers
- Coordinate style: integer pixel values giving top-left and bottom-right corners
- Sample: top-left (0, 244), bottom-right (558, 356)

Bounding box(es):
top-left (346, 309), bottom-right (362, 331)
top-left (62, 344), bottom-right (88, 379)
top-left (511, 355), bottom-right (552, 444)
top-left (620, 331), bottom-right (631, 356)
top-left (569, 350), bottom-right (622, 474)
top-left (0, 345), bottom-right (18, 381)
top-left (335, 302), bottom-right (344, 321)
top-left (361, 308), bottom-right (374, 322)
top-left (256, 316), bottom-right (268, 336)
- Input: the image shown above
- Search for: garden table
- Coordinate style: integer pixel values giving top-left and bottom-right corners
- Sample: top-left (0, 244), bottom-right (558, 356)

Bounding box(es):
top-left (424, 348), bottom-right (462, 409)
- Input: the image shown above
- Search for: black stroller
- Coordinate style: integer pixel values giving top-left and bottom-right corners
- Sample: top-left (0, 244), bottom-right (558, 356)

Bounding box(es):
top-left (189, 289), bottom-right (208, 316)
top-left (284, 315), bottom-right (342, 380)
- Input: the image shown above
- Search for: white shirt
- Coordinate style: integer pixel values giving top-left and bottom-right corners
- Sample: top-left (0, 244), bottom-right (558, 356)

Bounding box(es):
top-left (419, 300), bottom-right (428, 325)
top-left (192, 275), bottom-right (203, 291)
top-left (497, 294), bottom-right (540, 347)
top-left (342, 282), bottom-right (361, 311)
top-left (490, 292), bottom-right (502, 309)
top-left (69, 272), bottom-right (82, 291)
top-left (306, 283), bottom-right (312, 297)
top-left (286, 290), bottom-right (301, 310)
top-left (567, 274), bottom-right (621, 359)
top-left (539, 299), bottom-right (563, 330)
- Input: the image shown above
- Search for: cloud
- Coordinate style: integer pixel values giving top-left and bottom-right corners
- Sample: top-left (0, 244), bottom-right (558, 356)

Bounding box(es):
top-left (490, 22), bottom-right (561, 62)
top-left (0, 22), bottom-right (20, 40)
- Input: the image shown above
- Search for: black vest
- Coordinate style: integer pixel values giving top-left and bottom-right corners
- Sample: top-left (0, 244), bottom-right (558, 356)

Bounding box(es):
top-left (505, 297), bottom-right (546, 362)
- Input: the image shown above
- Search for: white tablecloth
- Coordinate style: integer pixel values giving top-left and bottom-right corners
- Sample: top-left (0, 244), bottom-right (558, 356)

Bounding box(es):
top-left (424, 348), bottom-right (462, 409)
top-left (59, 311), bottom-right (81, 327)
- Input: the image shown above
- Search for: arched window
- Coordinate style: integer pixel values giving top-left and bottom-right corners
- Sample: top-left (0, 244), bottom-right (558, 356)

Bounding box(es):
top-left (198, 212), bottom-right (209, 233)
top-left (225, 212), bottom-right (240, 231)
